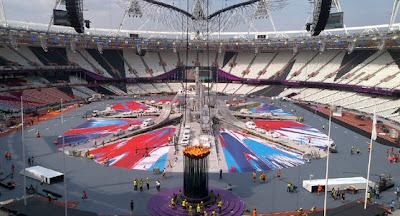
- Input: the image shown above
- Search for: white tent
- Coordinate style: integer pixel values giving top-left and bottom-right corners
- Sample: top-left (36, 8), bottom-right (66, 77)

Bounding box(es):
top-left (20, 166), bottom-right (64, 185)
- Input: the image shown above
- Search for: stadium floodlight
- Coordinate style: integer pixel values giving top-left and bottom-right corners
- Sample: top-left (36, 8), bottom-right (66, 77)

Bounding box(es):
top-left (293, 44), bottom-right (298, 55)
top-left (347, 41), bottom-right (355, 54)
top-left (319, 40), bottom-right (326, 52)
top-left (9, 34), bottom-right (17, 49)
top-left (40, 35), bottom-right (48, 52)
top-left (378, 39), bottom-right (385, 51)
top-left (96, 41), bottom-right (103, 54)
top-left (70, 37), bottom-right (76, 53)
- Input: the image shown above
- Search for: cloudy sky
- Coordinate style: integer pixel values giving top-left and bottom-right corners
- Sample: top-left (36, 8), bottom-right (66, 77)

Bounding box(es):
top-left (2, 0), bottom-right (395, 32)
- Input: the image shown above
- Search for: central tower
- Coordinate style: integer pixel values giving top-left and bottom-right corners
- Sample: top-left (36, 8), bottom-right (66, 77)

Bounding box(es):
top-left (183, 146), bottom-right (210, 202)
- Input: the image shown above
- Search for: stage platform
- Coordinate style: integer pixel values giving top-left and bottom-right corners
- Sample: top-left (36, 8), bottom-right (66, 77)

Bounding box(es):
top-left (303, 177), bottom-right (375, 193)
top-left (20, 166), bottom-right (64, 185)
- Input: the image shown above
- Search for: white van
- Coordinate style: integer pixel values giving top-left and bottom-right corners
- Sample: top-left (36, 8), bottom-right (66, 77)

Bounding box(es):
top-left (240, 109), bottom-right (249, 114)
top-left (245, 121), bottom-right (256, 130)
top-left (142, 118), bottom-right (154, 127)
top-left (128, 124), bottom-right (140, 131)
top-left (113, 129), bottom-right (124, 136)
top-left (256, 128), bottom-right (266, 134)
top-left (145, 107), bottom-right (159, 113)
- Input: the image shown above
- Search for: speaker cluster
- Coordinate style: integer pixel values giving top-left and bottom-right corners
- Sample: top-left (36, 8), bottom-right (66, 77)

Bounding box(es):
top-left (65, 0), bottom-right (85, 33)
top-left (306, 0), bottom-right (333, 36)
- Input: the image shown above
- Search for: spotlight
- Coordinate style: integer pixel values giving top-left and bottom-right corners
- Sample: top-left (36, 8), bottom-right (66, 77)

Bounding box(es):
top-left (378, 39), bottom-right (385, 51)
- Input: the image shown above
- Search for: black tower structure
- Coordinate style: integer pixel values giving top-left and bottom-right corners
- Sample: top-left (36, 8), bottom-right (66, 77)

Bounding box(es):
top-left (183, 146), bottom-right (210, 202)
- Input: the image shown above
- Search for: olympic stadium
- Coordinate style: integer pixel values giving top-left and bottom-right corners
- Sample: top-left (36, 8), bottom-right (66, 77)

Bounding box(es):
top-left (0, 0), bottom-right (399, 215)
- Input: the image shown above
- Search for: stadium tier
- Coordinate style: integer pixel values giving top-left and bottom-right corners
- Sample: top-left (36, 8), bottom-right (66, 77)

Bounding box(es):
top-left (2, 46), bottom-right (400, 124)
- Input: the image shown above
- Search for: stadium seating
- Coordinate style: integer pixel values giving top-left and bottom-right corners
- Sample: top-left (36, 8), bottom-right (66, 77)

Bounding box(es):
top-left (76, 49), bottom-right (110, 77)
top-left (29, 47), bottom-right (69, 66)
top-left (167, 83), bottom-right (183, 93)
top-left (101, 84), bottom-right (127, 96)
top-left (153, 83), bottom-right (173, 93)
top-left (287, 51), bottom-right (319, 79)
top-left (246, 53), bottom-right (275, 79)
top-left (127, 84), bottom-right (148, 95)
top-left (123, 49), bottom-right (148, 77)
top-left (0, 75), bottom-right (79, 110)
top-left (67, 48), bottom-right (96, 72)
top-left (0, 46), bottom-right (32, 67)
top-left (290, 51), bottom-right (340, 81)
top-left (16, 46), bottom-right (43, 66)
top-left (143, 52), bottom-right (165, 76)
top-left (307, 51), bottom-right (346, 83)
top-left (259, 51), bottom-right (293, 79)
top-left (160, 51), bottom-right (178, 72)
top-left (2, 45), bottom-right (400, 125)
top-left (229, 52), bottom-right (255, 77)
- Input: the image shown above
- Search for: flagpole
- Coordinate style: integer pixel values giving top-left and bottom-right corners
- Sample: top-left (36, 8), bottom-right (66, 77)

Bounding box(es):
top-left (61, 99), bottom-right (68, 216)
top-left (21, 96), bottom-right (27, 206)
top-left (364, 110), bottom-right (376, 210)
top-left (323, 103), bottom-right (333, 216)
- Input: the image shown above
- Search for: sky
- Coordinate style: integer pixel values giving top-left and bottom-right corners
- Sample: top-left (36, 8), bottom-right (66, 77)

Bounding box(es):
top-left (1, 0), bottom-right (395, 32)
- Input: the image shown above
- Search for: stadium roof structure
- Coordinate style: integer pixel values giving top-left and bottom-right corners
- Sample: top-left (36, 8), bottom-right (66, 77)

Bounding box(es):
top-left (1, 0), bottom-right (400, 52)
top-left (115, 0), bottom-right (288, 34)
top-left (2, 21), bottom-right (400, 52)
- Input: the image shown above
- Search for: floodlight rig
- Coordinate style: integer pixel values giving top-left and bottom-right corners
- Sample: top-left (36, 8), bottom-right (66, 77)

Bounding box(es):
top-left (347, 41), bottom-right (355, 54)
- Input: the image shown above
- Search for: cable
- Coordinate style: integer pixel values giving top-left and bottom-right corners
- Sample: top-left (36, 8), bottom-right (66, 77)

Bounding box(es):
top-left (206, 0), bottom-right (210, 108)
top-left (184, 0), bottom-right (189, 127)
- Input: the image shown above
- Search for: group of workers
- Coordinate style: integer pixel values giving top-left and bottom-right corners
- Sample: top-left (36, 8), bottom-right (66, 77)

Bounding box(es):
top-left (287, 181), bottom-right (298, 193)
top-left (350, 142), bottom-right (376, 155)
top-left (252, 172), bottom-right (267, 183)
top-left (4, 151), bottom-right (12, 160)
top-left (169, 190), bottom-right (222, 216)
top-left (350, 146), bottom-right (361, 155)
top-left (133, 177), bottom-right (153, 191)
top-left (366, 186), bottom-right (381, 203)
top-left (4, 151), bottom-right (16, 179)
top-left (387, 148), bottom-right (400, 163)
top-left (330, 187), bottom-right (345, 201)
top-left (295, 207), bottom-right (317, 216)
top-left (316, 185), bottom-right (324, 195)
top-left (252, 169), bottom-right (282, 183)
